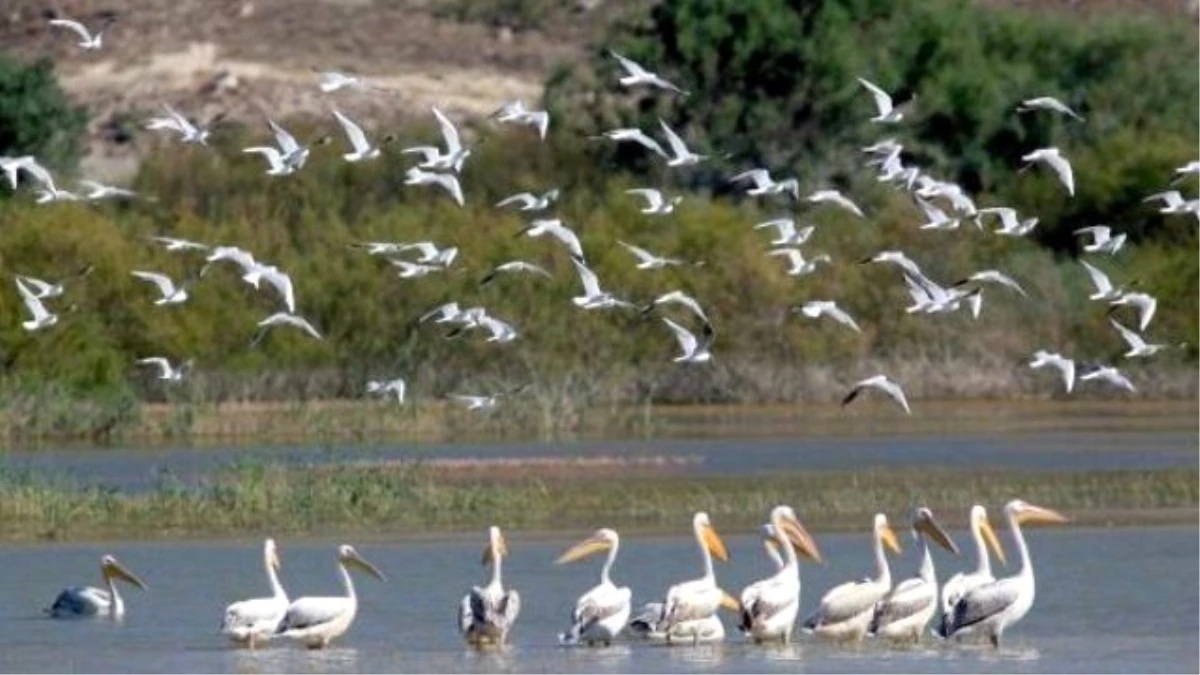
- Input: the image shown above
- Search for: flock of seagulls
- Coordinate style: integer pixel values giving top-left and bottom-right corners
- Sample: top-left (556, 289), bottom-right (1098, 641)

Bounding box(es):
top-left (49, 499), bottom-right (1066, 652)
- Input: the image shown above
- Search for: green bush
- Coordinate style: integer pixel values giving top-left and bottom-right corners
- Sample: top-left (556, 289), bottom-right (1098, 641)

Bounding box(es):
top-left (0, 54), bottom-right (87, 176)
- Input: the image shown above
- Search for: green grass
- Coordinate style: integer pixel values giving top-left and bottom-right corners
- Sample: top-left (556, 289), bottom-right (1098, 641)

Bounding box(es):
top-left (0, 462), bottom-right (1193, 542)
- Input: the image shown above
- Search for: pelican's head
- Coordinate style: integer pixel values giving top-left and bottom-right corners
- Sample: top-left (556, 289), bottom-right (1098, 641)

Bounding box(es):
top-left (874, 513), bottom-right (902, 555)
top-left (338, 544), bottom-right (386, 581)
top-left (770, 504), bottom-right (823, 563)
top-left (556, 528), bottom-right (618, 564)
top-left (264, 538), bottom-right (282, 572)
top-left (101, 555), bottom-right (147, 590)
top-left (912, 507), bottom-right (959, 554)
top-left (970, 504), bottom-right (1007, 565)
top-left (483, 525), bottom-right (508, 567)
top-left (1006, 500), bottom-right (1069, 526)
top-left (693, 512), bottom-right (729, 562)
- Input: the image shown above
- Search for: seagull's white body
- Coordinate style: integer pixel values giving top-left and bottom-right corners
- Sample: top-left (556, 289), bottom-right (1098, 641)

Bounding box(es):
top-left (254, 312), bottom-right (323, 342)
top-left (619, 240), bottom-right (684, 269)
top-left (915, 196), bottom-right (959, 230)
top-left (366, 378), bottom-right (407, 404)
top-left (493, 100), bottom-right (550, 140)
top-left (658, 118), bottom-right (707, 166)
top-left (79, 180), bottom-right (137, 200)
top-left (131, 270), bottom-right (190, 305)
top-left (1079, 365), bottom-right (1136, 392)
top-left (1022, 147), bottom-right (1075, 197)
top-left (644, 290), bottom-right (709, 323)
top-left (594, 127), bottom-right (668, 158)
top-left (843, 374), bottom-right (911, 414)
top-left (1144, 191), bottom-right (1200, 220)
top-left (1109, 292), bottom-right (1157, 332)
top-left (479, 261), bottom-right (552, 286)
top-left (15, 278), bottom-right (60, 331)
top-left (769, 248), bottom-right (831, 276)
top-left (1, 155), bottom-right (56, 191)
top-left (1017, 96), bottom-right (1084, 121)
top-left (626, 188), bottom-right (682, 214)
top-left (663, 317), bottom-right (714, 363)
top-left (137, 357), bottom-right (189, 382)
top-left (571, 257), bottom-right (633, 310)
top-left (405, 168), bottom-right (464, 206)
top-left (452, 394), bottom-right (501, 411)
top-left (332, 109), bottom-right (381, 162)
top-left (857, 77), bottom-right (904, 123)
top-left (402, 107), bottom-right (470, 172)
top-left (754, 218), bottom-right (814, 246)
top-left (1079, 260), bottom-right (1124, 301)
top-left (804, 514), bottom-right (901, 640)
top-left (610, 50), bottom-right (687, 94)
top-left (243, 146), bottom-right (295, 176)
top-left (730, 169), bottom-right (800, 200)
top-left (1109, 319), bottom-right (1166, 359)
top-left (519, 219), bottom-right (585, 260)
top-left (798, 300), bottom-right (862, 333)
top-left (49, 17), bottom-right (106, 50)
top-left (276, 545), bottom-right (385, 649)
top-left (317, 71), bottom-right (367, 93)
top-left (976, 207), bottom-right (1038, 237)
top-left (221, 539), bottom-right (288, 648)
top-left (1029, 350), bottom-right (1076, 393)
top-left (954, 270), bottom-right (1028, 298)
top-left (806, 189), bottom-right (864, 217)
top-left (1075, 225), bottom-right (1126, 255)
top-left (144, 104), bottom-right (211, 145)
top-left (496, 189), bottom-right (559, 211)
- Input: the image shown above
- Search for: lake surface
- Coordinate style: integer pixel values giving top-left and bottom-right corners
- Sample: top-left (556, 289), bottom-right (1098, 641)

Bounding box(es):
top-left (0, 526), bottom-right (1195, 673)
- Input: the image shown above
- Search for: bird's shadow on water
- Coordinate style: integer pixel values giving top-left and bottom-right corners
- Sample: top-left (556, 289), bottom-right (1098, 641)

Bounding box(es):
top-left (224, 646), bottom-right (360, 674)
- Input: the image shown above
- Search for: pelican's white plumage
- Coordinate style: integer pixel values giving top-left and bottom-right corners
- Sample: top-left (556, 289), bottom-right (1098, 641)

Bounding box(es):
top-left (937, 500), bottom-right (1067, 647)
top-left (556, 528), bottom-right (632, 646)
top-left (867, 508), bottom-right (960, 642)
top-left (47, 555), bottom-right (147, 619)
top-left (940, 505), bottom-right (1007, 625)
top-left (222, 539), bottom-right (289, 648)
top-left (460, 526), bottom-right (521, 647)
top-left (738, 506), bottom-right (821, 644)
top-left (803, 513), bottom-right (902, 641)
top-left (276, 544), bottom-right (385, 649)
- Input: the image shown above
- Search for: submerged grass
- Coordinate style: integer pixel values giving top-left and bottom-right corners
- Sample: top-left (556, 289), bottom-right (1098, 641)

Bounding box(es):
top-left (0, 462), bottom-right (1193, 542)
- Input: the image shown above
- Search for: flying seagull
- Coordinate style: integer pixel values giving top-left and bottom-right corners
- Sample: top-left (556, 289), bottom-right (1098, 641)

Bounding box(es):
top-left (1029, 350), bottom-right (1075, 394)
top-left (366, 378), bottom-right (407, 404)
top-left (1021, 147), bottom-right (1075, 197)
top-left (251, 312), bottom-right (323, 346)
top-left (405, 168), bottom-right (464, 207)
top-left (137, 357), bottom-right (190, 382)
top-left (331, 109), bottom-right (382, 162)
top-left (842, 374), bottom-right (911, 414)
top-left (478, 261), bottom-right (552, 287)
top-left (626, 188), bottom-right (682, 215)
top-left (796, 300), bottom-right (862, 333)
top-left (662, 318), bottom-right (714, 363)
top-left (1074, 226), bottom-right (1126, 255)
top-left (1017, 96), bottom-right (1084, 121)
top-left (805, 189), bottom-right (864, 217)
top-left (609, 50), bottom-right (687, 95)
top-left (1108, 318), bottom-right (1167, 359)
top-left (618, 241), bottom-right (684, 270)
top-left (1078, 365), bottom-right (1136, 393)
top-left (49, 15), bottom-right (113, 50)
top-left (856, 77), bottom-right (904, 123)
top-left (496, 189), bottom-right (559, 212)
top-left (131, 270), bottom-right (191, 305)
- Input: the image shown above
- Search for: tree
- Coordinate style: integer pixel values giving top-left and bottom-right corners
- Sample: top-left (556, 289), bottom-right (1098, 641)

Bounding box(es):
top-left (0, 54), bottom-right (88, 177)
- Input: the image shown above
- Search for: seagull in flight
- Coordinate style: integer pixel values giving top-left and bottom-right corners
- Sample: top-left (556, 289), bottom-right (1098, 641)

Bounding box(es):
top-left (592, 127), bottom-right (668, 158)
top-left (405, 168), bottom-right (464, 206)
top-left (517, 219), bottom-right (585, 261)
top-left (492, 100), bottom-right (550, 140)
top-left (1021, 147), bottom-right (1075, 197)
top-left (658, 119), bottom-right (707, 166)
top-left (317, 70), bottom-right (368, 93)
top-left (332, 109), bottom-right (382, 162)
top-left (975, 207), bottom-right (1038, 237)
top-left (662, 318), bottom-right (714, 363)
top-left (252, 312), bottom-right (323, 346)
top-left (1029, 350), bottom-right (1075, 393)
top-left (842, 374), bottom-right (911, 414)
top-left (1169, 160), bottom-right (1200, 185)
top-left (609, 50), bottom-right (687, 95)
top-left (1108, 318), bottom-right (1167, 359)
top-left (151, 236), bottom-right (209, 253)
top-left (805, 189), bottom-right (864, 217)
top-left (952, 270), bottom-right (1028, 297)
top-left (1079, 260), bottom-right (1125, 302)
top-left (769, 248), bottom-right (832, 276)
top-left (1, 155), bottom-right (56, 191)
top-left (79, 180), bottom-right (138, 201)
top-left (856, 77), bottom-right (905, 123)
top-left (402, 107), bottom-right (470, 172)
top-left (15, 266), bottom-right (93, 300)
top-left (496, 189), bottom-right (559, 212)
top-left (618, 241), bottom-right (684, 270)
top-left (243, 146), bottom-right (295, 176)
top-left (796, 300), bottom-right (862, 333)
top-left (478, 261), bottom-right (552, 287)
top-left (367, 378), bottom-right (407, 404)
top-left (914, 196), bottom-right (959, 230)
top-left (1074, 225), bottom-right (1126, 255)
top-left (452, 314), bottom-right (518, 344)
top-left (1109, 292), bottom-right (1157, 332)
top-left (1017, 96), bottom-right (1084, 121)
top-left (626, 188), bottom-right (682, 214)
top-left (571, 256), bottom-right (633, 310)
top-left (392, 260), bottom-right (446, 279)
top-left (15, 278), bottom-right (61, 331)
top-left (1144, 191), bottom-right (1200, 219)
top-left (640, 290), bottom-right (709, 323)
top-left (131, 270), bottom-right (191, 305)
top-left (144, 104), bottom-right (216, 145)
top-left (137, 357), bottom-right (190, 382)
top-left (1079, 364), bottom-right (1136, 393)
top-left (729, 169), bottom-right (799, 200)
top-left (754, 218), bottom-right (814, 247)
top-left (49, 15), bottom-right (113, 50)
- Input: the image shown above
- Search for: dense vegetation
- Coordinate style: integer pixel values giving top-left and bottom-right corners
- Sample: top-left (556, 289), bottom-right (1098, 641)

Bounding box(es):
top-left (0, 0), bottom-right (1195, 444)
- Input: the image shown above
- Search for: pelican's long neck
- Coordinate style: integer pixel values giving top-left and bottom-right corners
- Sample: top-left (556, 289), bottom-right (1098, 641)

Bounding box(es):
top-left (696, 524), bottom-right (715, 581)
top-left (338, 560), bottom-right (357, 603)
top-left (873, 529), bottom-right (891, 587)
top-left (776, 527), bottom-right (799, 577)
top-left (489, 542), bottom-right (504, 588)
top-left (971, 518), bottom-right (992, 578)
top-left (917, 535), bottom-right (936, 584)
top-left (600, 539), bottom-right (618, 586)
top-left (1009, 511), bottom-right (1034, 581)
top-left (265, 554), bottom-right (286, 601)
top-left (105, 574), bottom-right (124, 618)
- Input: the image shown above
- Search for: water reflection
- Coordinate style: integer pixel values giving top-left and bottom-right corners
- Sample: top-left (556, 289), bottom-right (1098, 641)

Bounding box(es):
top-left (665, 642), bottom-right (726, 667)
top-left (229, 646), bottom-right (360, 674)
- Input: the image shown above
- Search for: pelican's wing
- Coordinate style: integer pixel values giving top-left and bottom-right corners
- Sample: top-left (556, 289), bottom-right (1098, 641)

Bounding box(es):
top-left (223, 597), bottom-right (287, 634)
top-left (628, 601), bottom-right (665, 635)
top-left (131, 270), bottom-right (176, 296)
top-left (946, 577), bottom-right (1021, 634)
top-left (459, 591), bottom-right (480, 634)
top-left (662, 317), bottom-right (698, 355)
top-left (856, 77), bottom-right (893, 116)
top-left (806, 580), bottom-right (882, 627)
top-left (277, 597), bottom-right (346, 633)
top-left (49, 586), bottom-right (108, 617)
top-left (49, 18), bottom-right (93, 42)
top-left (332, 109), bottom-right (371, 153)
top-left (869, 579), bottom-right (935, 634)
top-left (497, 589), bottom-right (521, 628)
top-left (432, 107), bottom-right (462, 154)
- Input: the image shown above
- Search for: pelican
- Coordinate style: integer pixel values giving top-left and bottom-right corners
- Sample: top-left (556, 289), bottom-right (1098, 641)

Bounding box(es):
top-left (867, 508), bottom-right (960, 642)
top-left (276, 545), bottom-right (385, 649)
top-left (842, 375), bottom-right (911, 415)
top-left (1017, 96), bottom-right (1084, 121)
top-left (803, 513), bottom-right (902, 641)
top-left (49, 16), bottom-right (112, 50)
top-left (47, 555), bottom-right (147, 619)
top-left (221, 539), bottom-right (288, 648)
top-left (796, 300), bottom-right (862, 333)
top-left (1022, 147), bottom-right (1075, 197)
top-left (857, 77), bottom-right (904, 123)
top-left (629, 512), bottom-right (737, 644)
top-left (937, 500), bottom-right (1068, 647)
top-left (738, 506), bottom-right (822, 644)
top-left (609, 50), bottom-right (687, 95)
top-left (460, 526), bottom-right (521, 647)
top-left (940, 506), bottom-right (1007, 626)
top-left (556, 528), bottom-right (632, 646)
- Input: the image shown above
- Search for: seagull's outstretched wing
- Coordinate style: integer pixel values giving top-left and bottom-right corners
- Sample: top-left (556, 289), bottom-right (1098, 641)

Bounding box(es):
top-left (49, 19), bottom-right (94, 42)
top-left (856, 77), bottom-right (894, 117)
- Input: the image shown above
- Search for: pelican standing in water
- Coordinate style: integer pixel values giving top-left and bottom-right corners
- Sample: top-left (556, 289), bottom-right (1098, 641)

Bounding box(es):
top-left (221, 538), bottom-right (289, 648)
top-left (937, 500), bottom-right (1068, 647)
top-left (629, 512), bottom-right (738, 644)
top-left (803, 513), bottom-right (902, 641)
top-left (46, 555), bottom-right (147, 619)
top-left (738, 505), bottom-right (822, 644)
top-left (275, 545), bottom-right (385, 649)
top-left (556, 528), bottom-right (632, 646)
top-left (867, 508), bottom-right (960, 642)
top-left (460, 526), bottom-right (521, 647)
top-left (940, 505), bottom-right (1007, 625)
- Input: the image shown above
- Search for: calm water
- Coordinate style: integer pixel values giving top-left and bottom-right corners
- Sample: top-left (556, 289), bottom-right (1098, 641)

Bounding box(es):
top-left (0, 527), bottom-right (1195, 673)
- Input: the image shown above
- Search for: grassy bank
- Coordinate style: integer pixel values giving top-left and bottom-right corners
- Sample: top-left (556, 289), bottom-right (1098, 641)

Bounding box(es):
top-left (0, 462), bottom-right (1193, 542)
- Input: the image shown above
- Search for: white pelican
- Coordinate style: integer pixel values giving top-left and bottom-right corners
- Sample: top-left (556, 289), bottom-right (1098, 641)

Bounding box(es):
top-left (618, 241), bottom-right (684, 269)
top-left (556, 528), bottom-right (632, 646)
top-left (460, 526), bottom-right (521, 647)
top-left (842, 375), bottom-right (911, 415)
top-left (796, 300), bottom-right (862, 334)
top-left (857, 77), bottom-right (904, 123)
top-left (49, 16), bottom-right (112, 50)
top-left (867, 508), bottom-right (960, 642)
top-left (937, 500), bottom-right (1067, 647)
top-left (803, 513), bottom-right (902, 641)
top-left (276, 544), bottom-right (385, 649)
top-left (1017, 96), bottom-right (1084, 121)
top-left (940, 505), bottom-right (1007, 626)
top-left (1022, 147), bottom-right (1075, 197)
top-left (609, 50), bottom-right (687, 95)
top-left (47, 555), bottom-right (147, 619)
top-left (221, 538), bottom-right (288, 648)
top-left (136, 356), bottom-right (191, 382)
top-left (629, 512), bottom-right (738, 644)
top-left (662, 317), bottom-right (714, 364)
top-left (738, 506), bottom-right (822, 644)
